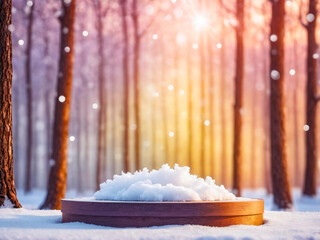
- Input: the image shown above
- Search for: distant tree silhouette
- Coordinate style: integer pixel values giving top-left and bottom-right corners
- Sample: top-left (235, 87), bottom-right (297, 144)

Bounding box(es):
top-left (94, 0), bottom-right (109, 190)
top-left (24, 0), bottom-right (35, 193)
top-left (207, 0), bottom-right (215, 179)
top-left (131, 0), bottom-right (142, 171)
top-left (187, 37), bottom-right (193, 170)
top-left (219, 0), bottom-right (228, 186)
top-left (120, 0), bottom-right (129, 172)
top-left (199, 2), bottom-right (206, 178)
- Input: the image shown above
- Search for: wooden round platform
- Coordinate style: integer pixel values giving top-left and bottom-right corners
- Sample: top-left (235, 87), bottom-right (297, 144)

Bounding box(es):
top-left (61, 198), bottom-right (264, 228)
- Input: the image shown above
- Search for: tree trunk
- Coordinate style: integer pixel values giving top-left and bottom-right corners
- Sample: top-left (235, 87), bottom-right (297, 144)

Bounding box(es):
top-left (219, 0), bottom-right (227, 186)
top-left (131, 0), bottom-right (141, 171)
top-left (102, 96), bottom-right (108, 180)
top-left (0, 0), bottom-right (21, 208)
top-left (292, 39), bottom-right (300, 188)
top-left (250, 50), bottom-right (257, 189)
top-left (232, 0), bottom-right (244, 197)
top-left (303, 0), bottom-right (318, 196)
top-left (160, 42), bottom-right (169, 165)
top-left (41, 0), bottom-right (76, 210)
top-left (208, 32), bottom-right (215, 178)
top-left (12, 78), bottom-right (20, 189)
top-left (174, 46), bottom-right (180, 166)
top-left (120, 0), bottom-right (129, 172)
top-left (83, 92), bottom-right (90, 188)
top-left (44, 32), bottom-right (53, 179)
top-left (263, 42), bottom-right (272, 194)
top-left (76, 97), bottom-right (83, 193)
top-left (187, 39), bottom-right (193, 170)
top-left (269, 0), bottom-right (293, 209)
top-left (95, 0), bottom-right (107, 190)
top-left (199, 0), bottom-right (206, 177)
top-left (24, 0), bottom-right (34, 193)
top-left (110, 62), bottom-right (116, 176)
top-left (151, 67), bottom-right (157, 170)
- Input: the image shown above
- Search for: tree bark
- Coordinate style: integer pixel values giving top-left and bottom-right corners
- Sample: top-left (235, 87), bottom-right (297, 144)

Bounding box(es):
top-left (12, 76), bottom-right (20, 189)
top-left (303, 0), bottom-right (318, 196)
top-left (0, 0), bottom-right (21, 208)
top-left (24, 0), bottom-right (35, 193)
top-left (41, 0), bottom-right (76, 210)
top-left (120, 0), bottom-right (129, 172)
top-left (232, 0), bottom-right (244, 197)
top-left (269, 0), bottom-right (293, 209)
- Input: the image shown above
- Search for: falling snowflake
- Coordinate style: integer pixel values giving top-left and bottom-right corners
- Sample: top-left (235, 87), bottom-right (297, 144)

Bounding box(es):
top-left (270, 34), bottom-right (278, 42)
top-left (271, 70), bottom-right (280, 80)
top-left (289, 69), bottom-right (296, 76)
top-left (92, 103), bottom-right (98, 109)
top-left (58, 95), bottom-right (66, 103)
top-left (306, 13), bottom-right (315, 23)
top-left (69, 136), bottom-right (75, 142)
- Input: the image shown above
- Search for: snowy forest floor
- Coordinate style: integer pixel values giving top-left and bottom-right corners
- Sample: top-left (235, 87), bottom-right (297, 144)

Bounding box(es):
top-left (1, 189), bottom-right (320, 240)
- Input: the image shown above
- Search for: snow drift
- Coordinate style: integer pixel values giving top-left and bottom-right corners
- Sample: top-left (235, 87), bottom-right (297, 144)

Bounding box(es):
top-left (93, 164), bottom-right (236, 201)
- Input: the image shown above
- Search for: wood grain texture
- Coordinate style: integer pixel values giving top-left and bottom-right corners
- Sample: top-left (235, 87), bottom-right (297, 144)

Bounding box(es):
top-left (61, 199), bottom-right (264, 227)
top-left (62, 213), bottom-right (263, 227)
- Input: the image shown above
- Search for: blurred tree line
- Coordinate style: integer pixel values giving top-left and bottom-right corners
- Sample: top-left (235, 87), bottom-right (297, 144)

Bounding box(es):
top-left (0, 0), bottom-right (319, 210)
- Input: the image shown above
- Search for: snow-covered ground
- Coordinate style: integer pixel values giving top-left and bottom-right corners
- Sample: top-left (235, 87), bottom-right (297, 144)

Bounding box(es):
top-left (1, 189), bottom-right (320, 240)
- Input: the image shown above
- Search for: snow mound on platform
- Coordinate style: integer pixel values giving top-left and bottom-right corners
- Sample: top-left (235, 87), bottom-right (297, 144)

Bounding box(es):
top-left (94, 164), bottom-right (236, 201)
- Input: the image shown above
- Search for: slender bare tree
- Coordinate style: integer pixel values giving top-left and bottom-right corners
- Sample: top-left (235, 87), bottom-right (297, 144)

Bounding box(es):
top-left (219, 0), bottom-right (228, 186)
top-left (198, 0), bottom-right (206, 177)
top-left (131, 0), bottom-right (141, 171)
top-left (160, 40), bottom-right (169, 165)
top-left (232, 0), bottom-right (244, 197)
top-left (300, 0), bottom-right (319, 196)
top-left (94, 0), bottom-right (109, 190)
top-left (187, 37), bottom-right (193, 170)
top-left (41, 0), bottom-right (76, 210)
top-left (269, 0), bottom-right (293, 209)
top-left (120, 0), bottom-right (130, 172)
top-left (24, 0), bottom-right (35, 193)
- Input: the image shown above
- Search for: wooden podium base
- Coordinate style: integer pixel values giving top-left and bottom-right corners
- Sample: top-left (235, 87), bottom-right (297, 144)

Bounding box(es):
top-left (61, 198), bottom-right (264, 228)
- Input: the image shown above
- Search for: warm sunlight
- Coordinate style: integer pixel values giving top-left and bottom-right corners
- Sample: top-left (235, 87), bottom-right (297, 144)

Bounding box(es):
top-left (192, 14), bottom-right (209, 30)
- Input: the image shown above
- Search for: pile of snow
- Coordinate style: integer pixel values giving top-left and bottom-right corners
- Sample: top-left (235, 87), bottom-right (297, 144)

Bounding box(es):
top-left (94, 164), bottom-right (236, 201)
